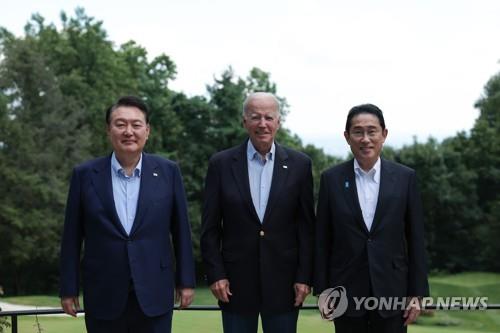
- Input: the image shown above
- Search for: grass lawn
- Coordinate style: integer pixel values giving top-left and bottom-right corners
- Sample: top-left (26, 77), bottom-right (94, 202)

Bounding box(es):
top-left (2, 272), bottom-right (499, 333)
top-left (10, 311), bottom-right (500, 333)
top-left (417, 272), bottom-right (500, 332)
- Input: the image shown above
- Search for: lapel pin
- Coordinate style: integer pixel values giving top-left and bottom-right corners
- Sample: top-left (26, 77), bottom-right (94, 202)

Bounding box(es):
top-left (345, 181), bottom-right (349, 188)
top-left (153, 172), bottom-right (158, 177)
top-left (283, 165), bottom-right (288, 169)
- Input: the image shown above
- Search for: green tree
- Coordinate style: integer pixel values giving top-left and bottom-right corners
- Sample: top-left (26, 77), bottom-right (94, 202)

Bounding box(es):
top-left (395, 137), bottom-right (482, 272)
top-left (0, 9), bottom-right (184, 292)
top-left (468, 71), bottom-right (500, 271)
top-left (0, 8), bottom-right (353, 294)
top-left (206, 67), bottom-right (248, 151)
top-left (0, 18), bottom-right (98, 292)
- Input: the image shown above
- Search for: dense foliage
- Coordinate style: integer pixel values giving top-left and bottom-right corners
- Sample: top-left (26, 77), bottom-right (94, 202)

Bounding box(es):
top-left (0, 9), bottom-right (498, 294)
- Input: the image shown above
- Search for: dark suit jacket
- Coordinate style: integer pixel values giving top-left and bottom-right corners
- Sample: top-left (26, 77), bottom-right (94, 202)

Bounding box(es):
top-left (314, 158), bottom-right (429, 317)
top-left (200, 141), bottom-right (315, 314)
top-left (59, 153), bottom-right (196, 320)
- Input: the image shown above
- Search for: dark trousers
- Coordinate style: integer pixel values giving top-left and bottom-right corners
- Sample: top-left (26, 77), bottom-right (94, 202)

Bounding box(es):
top-left (222, 309), bottom-right (299, 333)
top-left (84, 290), bottom-right (173, 333)
top-left (334, 311), bottom-right (407, 333)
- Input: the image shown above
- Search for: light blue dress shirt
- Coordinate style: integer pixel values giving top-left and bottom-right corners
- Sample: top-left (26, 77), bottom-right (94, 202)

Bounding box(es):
top-left (247, 140), bottom-right (275, 223)
top-left (111, 152), bottom-right (142, 235)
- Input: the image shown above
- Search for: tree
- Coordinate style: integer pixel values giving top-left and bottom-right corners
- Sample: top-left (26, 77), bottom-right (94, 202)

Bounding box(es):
top-left (0, 20), bottom-right (93, 292)
top-left (0, 10), bottom-right (339, 293)
top-left (395, 137), bottom-right (483, 272)
top-left (467, 71), bottom-right (500, 271)
top-left (0, 8), bottom-right (183, 293)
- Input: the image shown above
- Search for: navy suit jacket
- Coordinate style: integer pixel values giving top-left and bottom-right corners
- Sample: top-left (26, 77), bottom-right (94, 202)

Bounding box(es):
top-left (200, 141), bottom-right (315, 314)
top-left (314, 159), bottom-right (429, 317)
top-left (59, 153), bottom-right (196, 320)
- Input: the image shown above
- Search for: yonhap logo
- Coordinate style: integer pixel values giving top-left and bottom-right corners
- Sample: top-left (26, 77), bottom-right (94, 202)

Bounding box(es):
top-left (318, 286), bottom-right (348, 320)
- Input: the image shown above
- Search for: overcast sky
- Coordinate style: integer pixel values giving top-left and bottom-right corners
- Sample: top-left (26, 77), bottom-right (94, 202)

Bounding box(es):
top-left (3, 0), bottom-right (500, 157)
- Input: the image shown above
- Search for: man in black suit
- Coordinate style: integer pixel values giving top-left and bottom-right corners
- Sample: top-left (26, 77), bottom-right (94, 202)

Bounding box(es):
top-left (200, 92), bottom-right (315, 333)
top-left (314, 104), bottom-right (429, 333)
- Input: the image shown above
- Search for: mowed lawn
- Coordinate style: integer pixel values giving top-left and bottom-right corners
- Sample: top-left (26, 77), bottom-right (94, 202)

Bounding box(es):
top-left (3, 272), bottom-right (500, 333)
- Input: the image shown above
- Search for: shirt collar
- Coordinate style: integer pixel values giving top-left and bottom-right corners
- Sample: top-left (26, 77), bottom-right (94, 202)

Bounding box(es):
top-left (111, 152), bottom-right (142, 178)
top-left (354, 157), bottom-right (381, 184)
top-left (247, 140), bottom-right (275, 162)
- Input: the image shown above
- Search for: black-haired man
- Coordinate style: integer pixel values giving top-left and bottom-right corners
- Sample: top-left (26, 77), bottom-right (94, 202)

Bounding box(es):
top-left (315, 104), bottom-right (429, 333)
top-left (60, 96), bottom-right (196, 333)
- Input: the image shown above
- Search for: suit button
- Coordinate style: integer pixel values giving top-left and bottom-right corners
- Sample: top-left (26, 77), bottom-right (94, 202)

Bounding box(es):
top-left (259, 230), bottom-right (265, 237)
top-left (367, 238), bottom-right (372, 242)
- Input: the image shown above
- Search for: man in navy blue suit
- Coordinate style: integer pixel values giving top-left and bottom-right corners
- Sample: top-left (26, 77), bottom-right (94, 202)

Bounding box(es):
top-left (59, 96), bottom-right (196, 333)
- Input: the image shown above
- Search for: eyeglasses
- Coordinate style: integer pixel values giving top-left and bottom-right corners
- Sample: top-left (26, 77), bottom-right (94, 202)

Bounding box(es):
top-left (350, 129), bottom-right (381, 138)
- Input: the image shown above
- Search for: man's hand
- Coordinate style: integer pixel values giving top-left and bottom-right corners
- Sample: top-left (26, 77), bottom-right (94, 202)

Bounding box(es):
top-left (61, 297), bottom-right (80, 317)
top-left (176, 288), bottom-right (195, 309)
top-left (403, 297), bottom-right (422, 326)
top-left (294, 283), bottom-right (311, 306)
top-left (210, 279), bottom-right (232, 303)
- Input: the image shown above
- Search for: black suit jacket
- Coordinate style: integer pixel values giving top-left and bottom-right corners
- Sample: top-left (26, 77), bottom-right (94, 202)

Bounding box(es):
top-left (314, 158), bottom-right (429, 317)
top-left (200, 141), bottom-right (315, 314)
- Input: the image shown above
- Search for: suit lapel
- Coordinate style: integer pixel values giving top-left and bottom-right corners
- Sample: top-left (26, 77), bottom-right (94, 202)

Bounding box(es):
top-left (370, 159), bottom-right (396, 233)
top-left (231, 142), bottom-right (260, 223)
top-left (262, 144), bottom-right (289, 224)
top-left (130, 154), bottom-right (160, 236)
top-left (90, 156), bottom-right (127, 236)
top-left (342, 160), bottom-right (370, 235)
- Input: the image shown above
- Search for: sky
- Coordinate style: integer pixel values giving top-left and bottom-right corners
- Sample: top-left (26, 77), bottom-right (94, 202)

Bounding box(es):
top-left (2, 0), bottom-right (500, 157)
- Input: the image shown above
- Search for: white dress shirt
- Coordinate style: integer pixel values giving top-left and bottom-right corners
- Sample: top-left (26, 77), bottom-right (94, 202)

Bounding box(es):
top-left (354, 158), bottom-right (381, 231)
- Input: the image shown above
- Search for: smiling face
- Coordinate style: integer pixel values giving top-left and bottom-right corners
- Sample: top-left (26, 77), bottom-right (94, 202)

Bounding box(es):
top-left (107, 106), bottom-right (150, 158)
top-left (243, 95), bottom-right (280, 156)
top-left (344, 113), bottom-right (388, 171)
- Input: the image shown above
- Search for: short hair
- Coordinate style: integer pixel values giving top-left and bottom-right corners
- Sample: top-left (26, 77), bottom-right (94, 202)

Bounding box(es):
top-left (106, 96), bottom-right (149, 125)
top-left (242, 92), bottom-right (281, 117)
top-left (345, 103), bottom-right (385, 131)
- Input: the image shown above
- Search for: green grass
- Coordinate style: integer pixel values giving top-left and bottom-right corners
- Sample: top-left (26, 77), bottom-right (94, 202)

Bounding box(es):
top-left (429, 272), bottom-right (500, 302)
top-left (2, 288), bottom-right (218, 308)
top-left (2, 272), bottom-right (499, 333)
top-left (7, 312), bottom-right (499, 333)
top-left (16, 316), bottom-right (86, 333)
top-left (418, 272), bottom-right (500, 332)
top-left (430, 272), bottom-right (500, 288)
top-left (2, 295), bottom-right (77, 308)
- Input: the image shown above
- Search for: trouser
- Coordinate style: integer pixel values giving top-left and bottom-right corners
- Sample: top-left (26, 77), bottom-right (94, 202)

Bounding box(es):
top-left (221, 309), bottom-right (299, 333)
top-left (84, 289), bottom-right (173, 333)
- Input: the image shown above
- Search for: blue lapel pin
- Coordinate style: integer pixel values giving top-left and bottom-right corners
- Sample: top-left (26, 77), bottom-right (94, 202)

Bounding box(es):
top-left (283, 165), bottom-right (288, 169)
top-left (153, 172), bottom-right (158, 177)
top-left (345, 181), bottom-right (349, 188)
